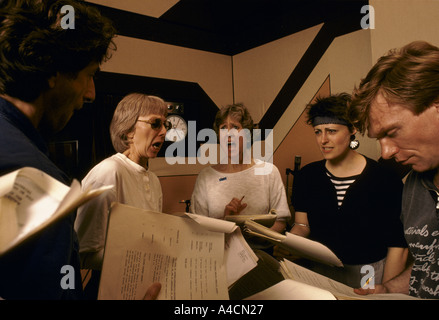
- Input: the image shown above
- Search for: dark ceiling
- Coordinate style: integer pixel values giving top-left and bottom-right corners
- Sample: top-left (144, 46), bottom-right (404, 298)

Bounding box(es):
top-left (55, 0), bottom-right (372, 173)
top-left (91, 0), bottom-right (369, 55)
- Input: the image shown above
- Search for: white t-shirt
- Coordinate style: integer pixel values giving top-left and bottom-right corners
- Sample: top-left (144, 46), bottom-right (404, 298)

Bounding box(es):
top-left (74, 153), bottom-right (162, 269)
top-left (191, 159), bottom-right (290, 222)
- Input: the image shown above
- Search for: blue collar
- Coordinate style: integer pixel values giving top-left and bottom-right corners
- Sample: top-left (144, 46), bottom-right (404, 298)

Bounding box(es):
top-left (0, 97), bottom-right (48, 154)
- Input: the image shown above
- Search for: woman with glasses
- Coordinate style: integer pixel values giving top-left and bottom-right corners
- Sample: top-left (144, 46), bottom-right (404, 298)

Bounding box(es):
top-left (74, 93), bottom-right (170, 298)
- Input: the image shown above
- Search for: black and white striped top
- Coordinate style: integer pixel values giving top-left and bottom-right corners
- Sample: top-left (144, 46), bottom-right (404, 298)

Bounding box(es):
top-left (326, 170), bottom-right (360, 208)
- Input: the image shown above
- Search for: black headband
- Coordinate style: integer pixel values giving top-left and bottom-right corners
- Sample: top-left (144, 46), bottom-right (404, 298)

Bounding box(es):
top-left (312, 116), bottom-right (349, 127)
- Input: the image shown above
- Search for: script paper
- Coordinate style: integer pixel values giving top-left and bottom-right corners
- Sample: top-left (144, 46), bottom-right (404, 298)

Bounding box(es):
top-left (224, 228), bottom-right (258, 286)
top-left (185, 212), bottom-right (237, 233)
top-left (181, 212), bottom-right (258, 286)
top-left (0, 167), bottom-right (111, 256)
top-left (280, 259), bottom-right (419, 300)
top-left (282, 233), bottom-right (343, 267)
top-left (244, 220), bottom-right (343, 267)
top-left (245, 279), bottom-right (336, 300)
top-left (98, 203), bottom-right (229, 300)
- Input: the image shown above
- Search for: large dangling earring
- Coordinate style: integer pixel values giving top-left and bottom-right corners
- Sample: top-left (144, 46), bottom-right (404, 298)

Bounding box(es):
top-left (349, 134), bottom-right (360, 150)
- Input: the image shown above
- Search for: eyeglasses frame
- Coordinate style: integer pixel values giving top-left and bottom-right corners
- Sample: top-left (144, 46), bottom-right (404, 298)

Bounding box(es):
top-left (137, 118), bottom-right (172, 131)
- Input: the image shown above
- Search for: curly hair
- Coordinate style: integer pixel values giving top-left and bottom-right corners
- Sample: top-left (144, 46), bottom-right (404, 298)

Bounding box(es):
top-left (0, 0), bottom-right (116, 101)
top-left (348, 41), bottom-right (439, 134)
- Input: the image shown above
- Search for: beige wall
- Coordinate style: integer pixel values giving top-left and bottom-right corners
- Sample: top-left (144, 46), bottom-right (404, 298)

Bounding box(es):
top-left (157, 24), bottom-right (376, 212)
top-left (97, 16), bottom-right (377, 213)
top-left (360, 0), bottom-right (439, 158)
top-left (101, 35), bottom-right (234, 109)
top-left (99, 36), bottom-right (235, 184)
top-left (274, 76), bottom-right (331, 204)
top-left (272, 29), bottom-right (377, 161)
top-left (233, 26), bottom-right (375, 161)
top-left (370, 0), bottom-right (439, 63)
top-left (91, 0), bottom-right (439, 212)
top-left (233, 25), bottom-right (322, 123)
top-left (95, 1), bottom-right (439, 177)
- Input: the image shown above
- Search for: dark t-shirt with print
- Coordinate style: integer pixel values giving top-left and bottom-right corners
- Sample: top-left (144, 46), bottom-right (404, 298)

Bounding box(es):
top-left (402, 170), bottom-right (439, 299)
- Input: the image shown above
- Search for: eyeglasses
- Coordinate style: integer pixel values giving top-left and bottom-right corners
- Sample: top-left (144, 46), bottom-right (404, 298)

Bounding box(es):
top-left (137, 118), bottom-right (172, 131)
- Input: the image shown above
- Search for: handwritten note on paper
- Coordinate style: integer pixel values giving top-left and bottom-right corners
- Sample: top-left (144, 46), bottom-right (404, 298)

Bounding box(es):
top-left (7, 176), bottom-right (61, 235)
top-left (0, 167), bottom-right (112, 256)
top-left (98, 203), bottom-right (229, 300)
top-left (0, 172), bottom-right (69, 250)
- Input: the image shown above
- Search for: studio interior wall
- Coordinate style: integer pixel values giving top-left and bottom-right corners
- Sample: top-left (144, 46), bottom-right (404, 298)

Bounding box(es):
top-left (97, 21), bottom-right (376, 213)
top-left (101, 35), bottom-right (234, 110)
top-left (232, 27), bottom-right (375, 195)
top-left (370, 0), bottom-right (439, 63)
top-left (55, 2), bottom-right (439, 214)
top-left (98, 36), bottom-right (234, 213)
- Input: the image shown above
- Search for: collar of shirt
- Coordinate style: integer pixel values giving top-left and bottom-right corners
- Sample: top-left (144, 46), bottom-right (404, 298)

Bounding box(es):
top-left (420, 171), bottom-right (439, 215)
top-left (0, 97), bottom-right (48, 155)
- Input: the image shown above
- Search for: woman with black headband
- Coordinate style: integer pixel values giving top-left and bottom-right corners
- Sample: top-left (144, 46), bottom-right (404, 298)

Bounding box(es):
top-left (275, 93), bottom-right (408, 289)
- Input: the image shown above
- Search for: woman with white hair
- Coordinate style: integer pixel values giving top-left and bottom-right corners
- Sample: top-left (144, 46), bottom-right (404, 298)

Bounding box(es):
top-left (75, 93), bottom-right (170, 298)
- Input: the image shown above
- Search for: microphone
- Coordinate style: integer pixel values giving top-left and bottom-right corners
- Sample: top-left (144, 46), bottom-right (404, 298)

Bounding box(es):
top-left (294, 155), bottom-right (301, 172)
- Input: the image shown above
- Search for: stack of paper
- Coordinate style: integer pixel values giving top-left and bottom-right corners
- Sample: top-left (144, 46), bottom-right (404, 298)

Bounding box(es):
top-left (98, 204), bottom-right (260, 300)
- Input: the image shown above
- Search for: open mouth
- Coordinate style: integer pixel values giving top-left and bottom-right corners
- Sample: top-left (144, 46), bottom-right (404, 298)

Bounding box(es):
top-left (152, 141), bottom-right (163, 151)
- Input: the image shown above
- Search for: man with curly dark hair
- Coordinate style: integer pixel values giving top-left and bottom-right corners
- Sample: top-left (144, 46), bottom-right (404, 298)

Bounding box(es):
top-left (0, 0), bottom-right (116, 299)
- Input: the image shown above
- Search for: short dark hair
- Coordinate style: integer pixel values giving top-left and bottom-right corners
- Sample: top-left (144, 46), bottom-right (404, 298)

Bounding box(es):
top-left (306, 93), bottom-right (353, 130)
top-left (0, 0), bottom-right (116, 101)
